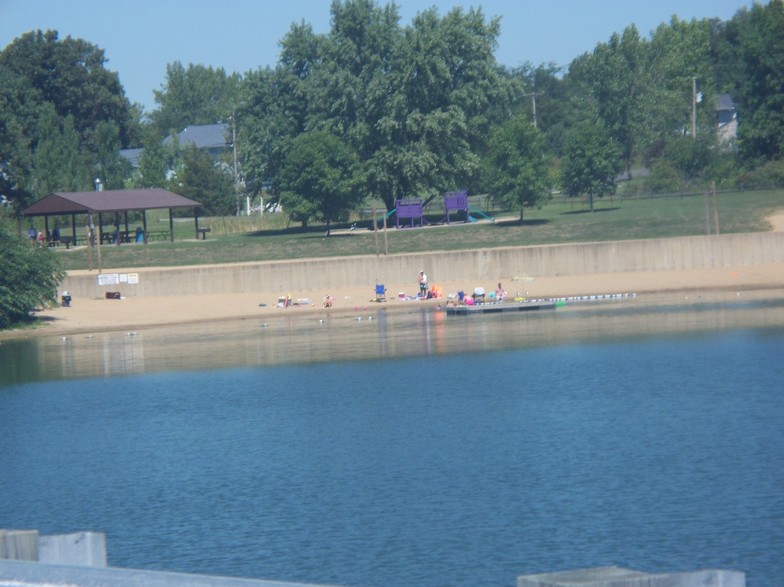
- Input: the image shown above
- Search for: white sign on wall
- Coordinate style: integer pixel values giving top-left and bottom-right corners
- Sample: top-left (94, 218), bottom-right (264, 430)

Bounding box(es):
top-left (97, 273), bottom-right (119, 286)
top-left (96, 273), bottom-right (139, 286)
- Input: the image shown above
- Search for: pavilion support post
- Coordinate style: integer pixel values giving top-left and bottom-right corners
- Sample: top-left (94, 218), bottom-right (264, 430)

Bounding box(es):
top-left (169, 208), bottom-right (174, 242)
top-left (142, 211), bottom-right (148, 244)
top-left (194, 210), bottom-right (200, 239)
top-left (71, 214), bottom-right (77, 245)
top-left (124, 211), bottom-right (129, 241)
top-left (96, 213), bottom-right (102, 273)
top-left (44, 216), bottom-right (50, 241)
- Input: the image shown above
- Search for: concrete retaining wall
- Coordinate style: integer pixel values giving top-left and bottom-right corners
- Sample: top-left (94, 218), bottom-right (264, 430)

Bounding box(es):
top-left (60, 232), bottom-right (784, 299)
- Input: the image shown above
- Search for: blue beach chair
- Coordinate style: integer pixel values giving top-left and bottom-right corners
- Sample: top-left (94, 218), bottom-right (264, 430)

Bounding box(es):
top-left (374, 284), bottom-right (387, 302)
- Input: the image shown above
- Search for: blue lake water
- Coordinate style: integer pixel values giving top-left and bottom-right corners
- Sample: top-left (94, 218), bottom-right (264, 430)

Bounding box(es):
top-left (1, 294), bottom-right (784, 586)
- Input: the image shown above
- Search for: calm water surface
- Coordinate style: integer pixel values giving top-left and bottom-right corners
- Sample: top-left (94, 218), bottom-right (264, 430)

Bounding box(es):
top-left (1, 294), bottom-right (783, 586)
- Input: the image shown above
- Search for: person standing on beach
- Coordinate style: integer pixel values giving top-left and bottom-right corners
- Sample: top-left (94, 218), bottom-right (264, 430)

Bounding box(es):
top-left (419, 270), bottom-right (428, 298)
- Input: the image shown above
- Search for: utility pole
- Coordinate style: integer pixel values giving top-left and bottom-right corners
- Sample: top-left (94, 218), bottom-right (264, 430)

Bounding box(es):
top-left (531, 93), bottom-right (537, 128)
top-left (232, 112), bottom-right (240, 216)
top-left (691, 77), bottom-right (698, 139)
top-left (522, 92), bottom-right (541, 128)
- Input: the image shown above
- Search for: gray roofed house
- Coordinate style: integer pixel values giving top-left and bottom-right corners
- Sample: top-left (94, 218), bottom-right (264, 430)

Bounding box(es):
top-left (716, 93), bottom-right (737, 143)
top-left (164, 123), bottom-right (231, 157)
top-left (118, 147), bottom-right (143, 167)
top-left (119, 123), bottom-right (231, 168)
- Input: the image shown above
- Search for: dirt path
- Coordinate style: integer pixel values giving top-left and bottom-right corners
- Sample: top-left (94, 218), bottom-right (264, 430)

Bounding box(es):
top-left (767, 209), bottom-right (784, 232)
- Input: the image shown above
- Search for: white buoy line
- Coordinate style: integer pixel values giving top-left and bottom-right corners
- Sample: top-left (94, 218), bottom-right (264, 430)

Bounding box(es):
top-left (551, 292), bottom-right (637, 303)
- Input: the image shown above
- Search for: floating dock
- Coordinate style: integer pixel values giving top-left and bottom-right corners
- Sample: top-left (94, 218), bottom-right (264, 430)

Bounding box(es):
top-left (444, 300), bottom-right (558, 316)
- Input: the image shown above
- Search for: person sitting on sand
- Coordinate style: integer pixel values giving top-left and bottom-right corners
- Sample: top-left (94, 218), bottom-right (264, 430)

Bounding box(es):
top-left (495, 282), bottom-right (507, 301)
top-left (323, 294), bottom-right (334, 308)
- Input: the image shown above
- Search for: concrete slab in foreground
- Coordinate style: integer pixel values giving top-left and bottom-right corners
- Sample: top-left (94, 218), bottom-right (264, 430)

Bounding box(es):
top-left (517, 565), bottom-right (745, 587)
top-left (2, 530), bottom-right (746, 587)
top-left (0, 559), bottom-right (343, 587)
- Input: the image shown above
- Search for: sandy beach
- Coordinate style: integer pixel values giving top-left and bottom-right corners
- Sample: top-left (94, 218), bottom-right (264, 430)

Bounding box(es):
top-left (2, 211), bottom-right (782, 340)
top-left (0, 262), bottom-right (777, 340)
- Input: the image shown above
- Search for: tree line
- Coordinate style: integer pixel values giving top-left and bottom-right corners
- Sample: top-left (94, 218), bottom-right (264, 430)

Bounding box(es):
top-left (1, 0), bottom-right (783, 224)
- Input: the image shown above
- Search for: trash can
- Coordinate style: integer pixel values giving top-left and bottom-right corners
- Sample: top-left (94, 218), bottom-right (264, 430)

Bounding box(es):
top-left (61, 291), bottom-right (71, 307)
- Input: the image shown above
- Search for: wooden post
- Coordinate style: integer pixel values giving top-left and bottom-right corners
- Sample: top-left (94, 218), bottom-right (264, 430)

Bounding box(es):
top-left (711, 181), bottom-right (720, 235)
top-left (169, 208), bottom-right (175, 242)
top-left (86, 221), bottom-right (92, 271)
top-left (96, 213), bottom-right (102, 273)
top-left (373, 208), bottom-right (379, 256)
top-left (383, 212), bottom-right (388, 255)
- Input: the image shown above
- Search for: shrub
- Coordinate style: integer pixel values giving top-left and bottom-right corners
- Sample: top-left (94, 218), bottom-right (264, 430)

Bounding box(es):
top-left (736, 159), bottom-right (784, 189)
top-left (0, 218), bottom-right (66, 329)
top-left (644, 160), bottom-right (684, 194)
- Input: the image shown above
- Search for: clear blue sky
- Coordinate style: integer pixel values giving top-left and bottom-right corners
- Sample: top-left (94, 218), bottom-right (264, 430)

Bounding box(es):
top-left (1, 0), bottom-right (752, 112)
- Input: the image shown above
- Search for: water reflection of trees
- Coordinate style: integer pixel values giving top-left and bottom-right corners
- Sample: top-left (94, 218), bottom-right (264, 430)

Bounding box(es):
top-left (4, 294), bottom-right (784, 384)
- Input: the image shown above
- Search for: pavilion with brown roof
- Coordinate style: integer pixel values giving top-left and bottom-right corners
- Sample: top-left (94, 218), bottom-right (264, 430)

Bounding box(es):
top-left (22, 188), bottom-right (203, 246)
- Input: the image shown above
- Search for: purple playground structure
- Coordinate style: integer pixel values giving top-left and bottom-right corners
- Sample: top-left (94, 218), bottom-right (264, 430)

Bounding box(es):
top-left (390, 190), bottom-right (490, 229)
top-left (395, 198), bottom-right (424, 228)
top-left (443, 190), bottom-right (469, 224)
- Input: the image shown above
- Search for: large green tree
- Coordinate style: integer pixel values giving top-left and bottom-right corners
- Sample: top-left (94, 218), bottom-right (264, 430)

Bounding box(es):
top-left (733, 0), bottom-right (784, 162)
top-left (0, 65), bottom-right (35, 208)
top-left (564, 16), bottom-right (721, 177)
top-left (130, 127), bottom-right (173, 189)
top-left (238, 23), bottom-right (328, 201)
top-left (561, 119), bottom-right (623, 211)
top-left (239, 0), bottom-right (511, 215)
top-left (92, 121), bottom-right (131, 190)
top-left (176, 145), bottom-right (234, 216)
top-left (507, 63), bottom-right (571, 157)
top-left (0, 30), bottom-right (138, 210)
top-left (582, 26), bottom-right (647, 177)
top-left (0, 30), bottom-right (137, 149)
top-left (645, 17), bottom-right (715, 154)
top-left (150, 61), bottom-right (242, 136)
top-left (486, 115), bottom-right (551, 221)
top-left (374, 5), bottom-right (509, 209)
top-left (30, 105), bottom-right (91, 195)
top-left (278, 130), bottom-right (363, 232)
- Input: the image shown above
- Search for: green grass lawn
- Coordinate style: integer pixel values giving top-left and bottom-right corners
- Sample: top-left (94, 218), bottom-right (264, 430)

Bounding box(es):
top-left (55, 189), bottom-right (784, 271)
